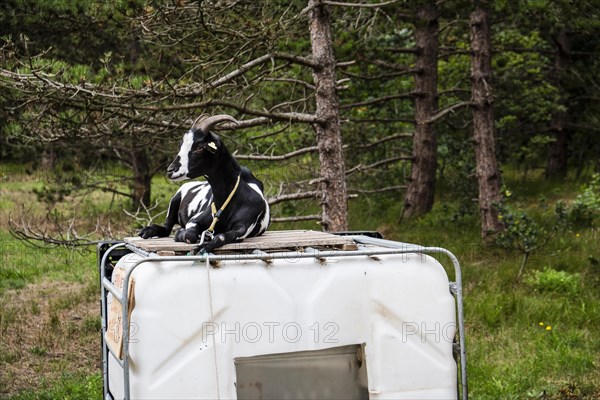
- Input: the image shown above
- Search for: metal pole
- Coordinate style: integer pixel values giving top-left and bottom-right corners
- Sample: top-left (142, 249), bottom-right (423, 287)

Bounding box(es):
top-left (99, 242), bottom-right (128, 400)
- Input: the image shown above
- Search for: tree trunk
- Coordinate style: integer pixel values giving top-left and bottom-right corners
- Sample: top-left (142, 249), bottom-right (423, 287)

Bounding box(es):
top-left (403, 2), bottom-right (439, 219)
top-left (131, 145), bottom-right (152, 209)
top-left (470, 4), bottom-right (504, 239)
top-left (128, 34), bottom-right (152, 210)
top-left (40, 147), bottom-right (57, 170)
top-left (308, 0), bottom-right (348, 232)
top-left (545, 29), bottom-right (570, 179)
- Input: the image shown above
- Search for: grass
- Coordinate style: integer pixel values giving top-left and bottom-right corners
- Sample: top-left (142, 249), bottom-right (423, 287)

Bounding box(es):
top-left (6, 373), bottom-right (103, 400)
top-left (1, 163), bottom-right (599, 398)
top-left (388, 171), bottom-right (600, 399)
top-left (0, 273), bottom-right (101, 398)
top-left (0, 166), bottom-right (102, 398)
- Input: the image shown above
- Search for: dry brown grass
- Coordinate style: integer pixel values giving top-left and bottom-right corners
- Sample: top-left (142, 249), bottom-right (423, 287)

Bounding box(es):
top-left (0, 280), bottom-right (101, 398)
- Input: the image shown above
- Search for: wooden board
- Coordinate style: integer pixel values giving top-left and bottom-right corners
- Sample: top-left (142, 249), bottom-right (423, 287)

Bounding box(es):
top-left (123, 230), bottom-right (358, 254)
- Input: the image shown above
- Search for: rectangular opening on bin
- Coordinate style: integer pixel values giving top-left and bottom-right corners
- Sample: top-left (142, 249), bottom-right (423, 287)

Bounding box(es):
top-left (234, 344), bottom-right (369, 400)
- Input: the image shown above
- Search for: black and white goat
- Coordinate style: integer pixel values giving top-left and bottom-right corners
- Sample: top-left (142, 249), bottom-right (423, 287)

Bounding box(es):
top-left (139, 114), bottom-right (270, 253)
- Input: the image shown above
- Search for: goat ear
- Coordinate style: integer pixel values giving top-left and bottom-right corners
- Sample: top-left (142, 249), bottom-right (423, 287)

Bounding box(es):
top-left (199, 132), bottom-right (220, 154)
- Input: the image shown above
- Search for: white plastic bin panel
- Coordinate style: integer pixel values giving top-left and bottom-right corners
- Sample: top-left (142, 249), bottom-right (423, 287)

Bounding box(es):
top-left (108, 250), bottom-right (457, 399)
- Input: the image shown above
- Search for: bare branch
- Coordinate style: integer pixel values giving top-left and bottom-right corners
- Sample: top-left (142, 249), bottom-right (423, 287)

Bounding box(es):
top-left (130, 99), bottom-right (320, 124)
top-left (122, 201), bottom-right (167, 227)
top-left (236, 146), bottom-right (318, 161)
top-left (9, 213), bottom-right (106, 249)
top-left (355, 132), bottom-right (413, 149)
top-left (341, 69), bottom-right (418, 81)
top-left (345, 117), bottom-right (415, 124)
top-left (248, 123), bottom-right (292, 140)
top-left (346, 156), bottom-right (412, 176)
top-left (322, 0), bottom-right (401, 9)
top-left (262, 77), bottom-right (315, 90)
top-left (268, 191), bottom-right (321, 206)
top-left (220, 117), bottom-right (272, 130)
top-left (426, 101), bottom-right (475, 123)
top-left (336, 61), bottom-right (356, 67)
top-left (208, 52), bottom-right (319, 90)
top-left (385, 47), bottom-right (419, 54)
top-left (86, 184), bottom-right (133, 199)
top-left (271, 215), bottom-right (322, 223)
top-left (271, 51), bottom-right (319, 69)
top-left (362, 58), bottom-right (414, 72)
top-left (349, 185), bottom-right (407, 194)
top-left (208, 53), bottom-right (276, 90)
top-left (340, 93), bottom-right (414, 109)
top-left (438, 88), bottom-right (471, 97)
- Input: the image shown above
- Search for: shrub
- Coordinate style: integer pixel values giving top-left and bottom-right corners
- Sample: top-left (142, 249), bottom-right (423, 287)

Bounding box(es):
top-left (525, 267), bottom-right (581, 295)
top-left (496, 193), bottom-right (568, 280)
top-left (568, 173), bottom-right (600, 228)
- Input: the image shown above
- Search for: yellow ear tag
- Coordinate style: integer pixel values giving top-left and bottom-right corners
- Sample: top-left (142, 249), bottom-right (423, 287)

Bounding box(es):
top-left (208, 142), bottom-right (217, 151)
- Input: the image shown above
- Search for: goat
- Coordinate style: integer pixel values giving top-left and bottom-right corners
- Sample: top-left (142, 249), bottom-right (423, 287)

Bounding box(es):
top-left (139, 114), bottom-right (270, 253)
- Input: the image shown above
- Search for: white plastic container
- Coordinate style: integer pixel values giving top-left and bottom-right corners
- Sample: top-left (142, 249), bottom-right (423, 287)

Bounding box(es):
top-left (101, 234), bottom-right (464, 400)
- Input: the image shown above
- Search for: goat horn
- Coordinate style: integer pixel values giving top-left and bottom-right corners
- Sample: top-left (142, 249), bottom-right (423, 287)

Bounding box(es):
top-left (191, 114), bottom-right (209, 131)
top-left (194, 114), bottom-right (239, 133)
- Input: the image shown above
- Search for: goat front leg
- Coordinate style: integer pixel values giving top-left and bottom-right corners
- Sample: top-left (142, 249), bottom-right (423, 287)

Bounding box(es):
top-left (194, 224), bottom-right (248, 254)
top-left (139, 224), bottom-right (171, 239)
top-left (174, 213), bottom-right (212, 243)
top-left (174, 227), bottom-right (200, 244)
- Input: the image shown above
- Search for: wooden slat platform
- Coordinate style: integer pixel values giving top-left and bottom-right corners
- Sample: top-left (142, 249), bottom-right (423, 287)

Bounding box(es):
top-left (123, 230), bottom-right (358, 255)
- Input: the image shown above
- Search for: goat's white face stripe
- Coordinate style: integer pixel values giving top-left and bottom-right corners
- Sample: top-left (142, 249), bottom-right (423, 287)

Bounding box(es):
top-left (171, 131), bottom-right (194, 180)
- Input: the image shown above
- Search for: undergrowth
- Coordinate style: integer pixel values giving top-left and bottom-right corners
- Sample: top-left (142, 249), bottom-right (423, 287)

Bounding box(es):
top-left (386, 171), bottom-right (600, 399)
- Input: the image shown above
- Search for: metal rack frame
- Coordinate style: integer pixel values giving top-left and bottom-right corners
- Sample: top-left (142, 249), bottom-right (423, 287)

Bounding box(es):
top-left (98, 235), bottom-right (468, 400)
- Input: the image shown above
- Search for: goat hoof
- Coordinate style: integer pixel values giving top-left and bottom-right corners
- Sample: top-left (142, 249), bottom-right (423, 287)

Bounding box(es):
top-left (140, 224), bottom-right (169, 239)
top-left (139, 227), bottom-right (153, 239)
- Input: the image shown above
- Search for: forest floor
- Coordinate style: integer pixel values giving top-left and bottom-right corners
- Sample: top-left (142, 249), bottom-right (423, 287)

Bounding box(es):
top-left (1, 164), bottom-right (599, 399)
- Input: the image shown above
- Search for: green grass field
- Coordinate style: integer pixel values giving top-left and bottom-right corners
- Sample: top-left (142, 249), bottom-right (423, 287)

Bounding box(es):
top-left (1, 165), bottom-right (599, 399)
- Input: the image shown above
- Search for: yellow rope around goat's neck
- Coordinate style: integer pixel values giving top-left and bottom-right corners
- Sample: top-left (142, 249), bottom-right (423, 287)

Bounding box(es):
top-left (207, 174), bottom-right (241, 234)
